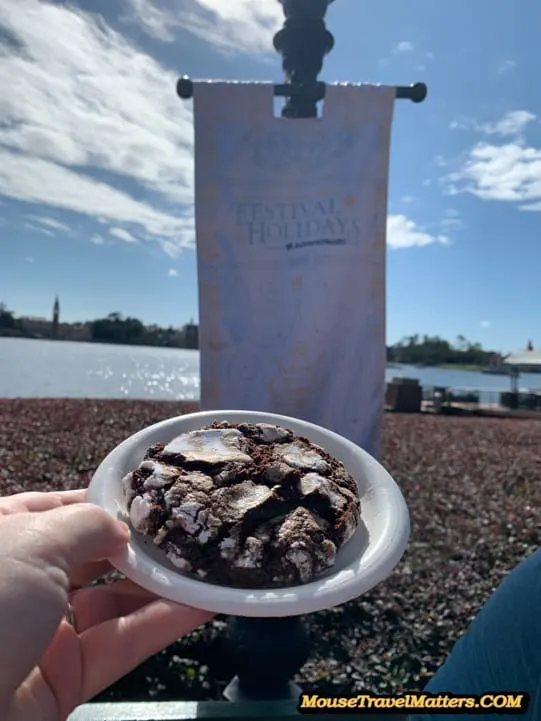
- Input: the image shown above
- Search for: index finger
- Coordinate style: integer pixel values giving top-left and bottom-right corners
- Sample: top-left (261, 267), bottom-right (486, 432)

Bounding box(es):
top-left (0, 489), bottom-right (88, 514)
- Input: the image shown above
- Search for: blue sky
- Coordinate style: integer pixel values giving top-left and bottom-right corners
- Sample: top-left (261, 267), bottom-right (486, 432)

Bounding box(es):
top-left (0, 0), bottom-right (540, 353)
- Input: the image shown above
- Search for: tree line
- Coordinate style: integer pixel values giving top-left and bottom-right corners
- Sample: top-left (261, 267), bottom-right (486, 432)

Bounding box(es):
top-left (0, 304), bottom-right (198, 350)
top-left (387, 334), bottom-right (500, 367)
top-left (0, 303), bottom-right (506, 365)
top-left (88, 313), bottom-right (198, 349)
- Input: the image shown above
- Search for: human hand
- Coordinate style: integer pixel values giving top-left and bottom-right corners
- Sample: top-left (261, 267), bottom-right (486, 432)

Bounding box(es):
top-left (0, 489), bottom-right (214, 721)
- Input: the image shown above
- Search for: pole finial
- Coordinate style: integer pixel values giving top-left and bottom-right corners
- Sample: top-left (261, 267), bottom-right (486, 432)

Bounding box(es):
top-left (273, 0), bottom-right (335, 118)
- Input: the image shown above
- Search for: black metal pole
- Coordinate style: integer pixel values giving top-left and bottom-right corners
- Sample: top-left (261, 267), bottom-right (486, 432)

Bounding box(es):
top-left (223, 1), bottom-right (333, 700)
top-left (223, 616), bottom-right (311, 701)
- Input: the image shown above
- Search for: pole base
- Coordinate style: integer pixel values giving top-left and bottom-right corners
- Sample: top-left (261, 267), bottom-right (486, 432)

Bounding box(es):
top-left (223, 676), bottom-right (302, 702)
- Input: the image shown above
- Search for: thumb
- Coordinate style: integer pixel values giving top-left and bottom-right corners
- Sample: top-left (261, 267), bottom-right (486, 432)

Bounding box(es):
top-left (0, 505), bottom-right (129, 705)
top-left (31, 503), bottom-right (130, 572)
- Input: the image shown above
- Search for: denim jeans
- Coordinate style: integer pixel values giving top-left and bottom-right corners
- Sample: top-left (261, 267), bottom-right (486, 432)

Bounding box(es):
top-left (411, 547), bottom-right (541, 720)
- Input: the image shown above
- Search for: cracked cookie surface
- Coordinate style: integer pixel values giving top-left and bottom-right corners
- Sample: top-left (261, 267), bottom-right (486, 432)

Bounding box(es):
top-left (122, 421), bottom-right (361, 588)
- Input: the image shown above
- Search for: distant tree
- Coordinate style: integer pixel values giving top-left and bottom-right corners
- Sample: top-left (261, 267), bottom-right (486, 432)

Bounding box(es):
top-left (90, 314), bottom-right (143, 344)
top-left (456, 334), bottom-right (468, 351)
top-left (0, 303), bottom-right (18, 330)
top-left (123, 317), bottom-right (144, 343)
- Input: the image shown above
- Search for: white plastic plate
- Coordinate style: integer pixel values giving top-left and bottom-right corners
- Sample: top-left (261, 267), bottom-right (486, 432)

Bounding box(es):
top-left (87, 410), bottom-right (410, 617)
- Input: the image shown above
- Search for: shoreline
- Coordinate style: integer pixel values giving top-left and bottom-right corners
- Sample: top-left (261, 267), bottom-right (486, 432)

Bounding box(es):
top-left (1, 398), bottom-right (540, 700)
top-left (2, 396), bottom-right (539, 422)
top-left (0, 335), bottom-right (199, 351)
top-left (2, 338), bottom-right (513, 372)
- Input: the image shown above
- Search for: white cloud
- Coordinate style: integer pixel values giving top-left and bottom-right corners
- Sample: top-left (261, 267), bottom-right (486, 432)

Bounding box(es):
top-left (441, 218), bottom-right (463, 231)
top-left (440, 208), bottom-right (463, 231)
top-left (449, 110), bottom-right (536, 137)
top-left (168, 268), bottom-right (178, 276)
top-left (0, 150), bottom-right (195, 246)
top-left (497, 60), bottom-right (517, 75)
top-left (0, 1), bottom-right (195, 255)
top-left (449, 119), bottom-right (471, 131)
top-left (443, 110), bottom-right (541, 209)
top-left (109, 227), bottom-right (137, 243)
top-left (444, 142), bottom-right (541, 204)
top-left (23, 222), bottom-right (54, 237)
top-left (25, 256), bottom-right (35, 263)
top-left (423, 179), bottom-right (432, 187)
top-left (28, 216), bottom-right (72, 233)
top-left (126, 0), bottom-right (282, 54)
top-left (123, 0), bottom-right (177, 42)
top-left (387, 215), bottom-right (449, 249)
top-left (441, 220), bottom-right (460, 230)
top-left (400, 195), bottom-right (415, 204)
top-left (0, 2), bottom-right (446, 259)
top-left (480, 320), bottom-right (492, 328)
top-left (483, 111), bottom-right (536, 137)
top-left (393, 41), bottom-right (414, 54)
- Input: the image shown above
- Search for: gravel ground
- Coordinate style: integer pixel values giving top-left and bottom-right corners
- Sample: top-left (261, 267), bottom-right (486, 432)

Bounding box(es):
top-left (1, 398), bottom-right (540, 701)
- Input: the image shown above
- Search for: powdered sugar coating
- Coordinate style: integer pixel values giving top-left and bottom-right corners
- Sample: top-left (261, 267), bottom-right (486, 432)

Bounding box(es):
top-left (129, 494), bottom-right (153, 532)
top-left (163, 428), bottom-right (252, 464)
top-left (123, 421), bottom-right (361, 588)
top-left (277, 443), bottom-right (330, 473)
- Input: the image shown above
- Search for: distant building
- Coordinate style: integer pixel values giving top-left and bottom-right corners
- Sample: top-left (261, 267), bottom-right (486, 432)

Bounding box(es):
top-left (52, 296), bottom-right (60, 339)
top-left (19, 297), bottom-right (90, 341)
top-left (20, 316), bottom-right (52, 338)
top-left (15, 297), bottom-right (191, 346)
top-left (183, 320), bottom-right (199, 349)
top-left (59, 322), bottom-right (91, 342)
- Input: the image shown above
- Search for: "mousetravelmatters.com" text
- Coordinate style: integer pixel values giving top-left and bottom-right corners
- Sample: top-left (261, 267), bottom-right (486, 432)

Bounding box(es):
top-left (298, 692), bottom-right (528, 714)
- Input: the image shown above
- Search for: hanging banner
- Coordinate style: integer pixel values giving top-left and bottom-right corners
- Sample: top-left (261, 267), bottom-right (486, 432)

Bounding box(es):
top-left (192, 82), bottom-right (395, 458)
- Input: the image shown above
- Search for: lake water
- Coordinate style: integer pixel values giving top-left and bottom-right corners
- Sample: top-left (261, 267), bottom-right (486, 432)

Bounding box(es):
top-left (1, 337), bottom-right (540, 402)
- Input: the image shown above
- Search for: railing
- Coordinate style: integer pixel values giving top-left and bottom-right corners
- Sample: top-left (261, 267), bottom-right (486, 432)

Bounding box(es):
top-left (422, 385), bottom-right (541, 413)
top-left (67, 614), bottom-right (404, 718)
top-left (422, 385), bottom-right (500, 408)
top-left (69, 700), bottom-right (407, 720)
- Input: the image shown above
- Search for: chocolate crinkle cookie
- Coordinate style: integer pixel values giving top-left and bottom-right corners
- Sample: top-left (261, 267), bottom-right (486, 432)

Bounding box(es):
top-left (122, 421), bottom-right (361, 588)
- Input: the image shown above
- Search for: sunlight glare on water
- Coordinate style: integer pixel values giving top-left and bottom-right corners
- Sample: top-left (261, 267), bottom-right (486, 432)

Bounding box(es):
top-left (0, 338), bottom-right (201, 400)
top-left (1, 337), bottom-right (540, 401)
